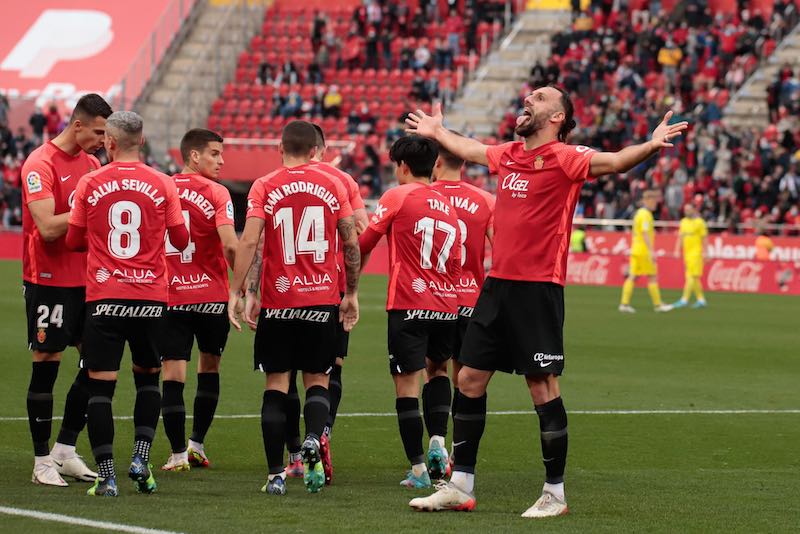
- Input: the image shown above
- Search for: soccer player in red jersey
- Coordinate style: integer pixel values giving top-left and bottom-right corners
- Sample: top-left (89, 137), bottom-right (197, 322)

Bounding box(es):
top-left (359, 135), bottom-right (462, 489)
top-left (22, 94), bottom-right (112, 487)
top-left (160, 129), bottom-right (237, 472)
top-left (266, 124), bottom-right (370, 483)
top-left (66, 111), bottom-right (189, 497)
top-left (406, 87), bottom-right (688, 516)
top-left (429, 143), bottom-right (494, 460)
top-left (228, 120), bottom-right (360, 496)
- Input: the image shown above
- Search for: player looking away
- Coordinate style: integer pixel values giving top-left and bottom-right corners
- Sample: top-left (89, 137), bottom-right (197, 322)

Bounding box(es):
top-left (405, 86), bottom-right (687, 517)
top-left (619, 190), bottom-right (673, 313)
top-left (359, 135), bottom-right (462, 489)
top-left (160, 129), bottom-right (238, 472)
top-left (66, 111), bottom-right (189, 497)
top-left (429, 142), bottom-right (494, 459)
top-left (228, 120), bottom-right (360, 496)
top-left (22, 93), bottom-right (112, 486)
top-left (267, 123), bottom-right (370, 483)
top-left (672, 203), bottom-right (708, 309)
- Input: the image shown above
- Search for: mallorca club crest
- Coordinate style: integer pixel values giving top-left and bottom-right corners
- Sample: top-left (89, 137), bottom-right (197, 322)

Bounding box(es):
top-left (37, 328), bottom-right (46, 343)
top-left (534, 155), bottom-right (544, 170)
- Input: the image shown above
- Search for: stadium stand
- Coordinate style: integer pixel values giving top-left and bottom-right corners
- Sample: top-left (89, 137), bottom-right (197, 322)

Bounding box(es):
top-left (500, 0), bottom-right (800, 231)
top-left (206, 1), bottom-right (511, 140)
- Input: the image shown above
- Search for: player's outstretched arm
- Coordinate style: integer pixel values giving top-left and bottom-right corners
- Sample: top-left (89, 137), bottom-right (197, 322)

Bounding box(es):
top-left (405, 102), bottom-right (489, 166)
top-left (228, 217), bottom-right (264, 331)
top-left (28, 199), bottom-right (69, 242)
top-left (338, 215), bottom-right (360, 332)
top-left (589, 111), bottom-right (689, 177)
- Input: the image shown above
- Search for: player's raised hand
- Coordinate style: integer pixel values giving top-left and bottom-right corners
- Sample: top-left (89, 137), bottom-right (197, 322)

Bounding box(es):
top-left (405, 102), bottom-right (444, 138)
top-left (339, 293), bottom-right (359, 332)
top-left (227, 290), bottom-right (242, 331)
top-left (651, 110), bottom-right (689, 149)
top-left (244, 291), bottom-right (260, 331)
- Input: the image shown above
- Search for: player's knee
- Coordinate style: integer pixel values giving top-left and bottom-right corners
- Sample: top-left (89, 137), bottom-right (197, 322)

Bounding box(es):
top-left (198, 353), bottom-right (221, 374)
top-left (335, 356), bottom-right (345, 367)
top-left (458, 367), bottom-right (489, 397)
top-left (393, 370), bottom-right (421, 398)
top-left (133, 365), bottom-right (160, 375)
top-left (162, 360), bottom-right (187, 382)
top-left (425, 357), bottom-right (448, 378)
top-left (32, 350), bottom-right (61, 363)
top-left (526, 374), bottom-right (560, 404)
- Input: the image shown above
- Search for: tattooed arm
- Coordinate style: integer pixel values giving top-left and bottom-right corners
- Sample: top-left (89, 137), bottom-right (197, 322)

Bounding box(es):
top-left (337, 215), bottom-right (360, 331)
top-left (243, 231), bottom-right (264, 330)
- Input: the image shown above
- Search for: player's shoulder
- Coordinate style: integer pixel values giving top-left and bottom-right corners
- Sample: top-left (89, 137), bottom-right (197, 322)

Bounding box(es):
top-left (21, 143), bottom-right (51, 171)
top-left (552, 141), bottom-right (596, 158)
top-left (253, 167), bottom-right (285, 186)
top-left (459, 180), bottom-right (495, 204)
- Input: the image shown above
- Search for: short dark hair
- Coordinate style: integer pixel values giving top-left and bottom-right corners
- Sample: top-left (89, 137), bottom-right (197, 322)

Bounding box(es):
top-left (389, 135), bottom-right (439, 178)
top-left (70, 93), bottom-right (112, 124)
top-left (311, 123), bottom-right (325, 149)
top-left (180, 128), bottom-right (223, 163)
top-left (553, 86), bottom-right (576, 142)
top-left (281, 120), bottom-right (318, 157)
top-left (437, 130), bottom-right (465, 169)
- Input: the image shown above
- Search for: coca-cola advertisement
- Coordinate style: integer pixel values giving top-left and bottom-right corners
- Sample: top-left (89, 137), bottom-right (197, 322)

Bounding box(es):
top-left (566, 253), bottom-right (800, 295)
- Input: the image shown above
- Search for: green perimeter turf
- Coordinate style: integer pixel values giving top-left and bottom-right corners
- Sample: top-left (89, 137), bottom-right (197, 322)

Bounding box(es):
top-left (0, 260), bottom-right (797, 532)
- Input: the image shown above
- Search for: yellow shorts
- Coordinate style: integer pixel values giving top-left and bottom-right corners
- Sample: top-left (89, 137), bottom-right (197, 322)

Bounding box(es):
top-left (684, 256), bottom-right (704, 278)
top-left (629, 254), bottom-right (656, 276)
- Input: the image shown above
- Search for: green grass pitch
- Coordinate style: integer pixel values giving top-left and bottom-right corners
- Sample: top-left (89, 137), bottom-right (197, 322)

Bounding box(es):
top-left (0, 260), bottom-right (797, 532)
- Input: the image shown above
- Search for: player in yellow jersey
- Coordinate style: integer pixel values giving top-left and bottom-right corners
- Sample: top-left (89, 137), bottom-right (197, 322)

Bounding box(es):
top-left (672, 204), bottom-right (708, 308)
top-left (619, 190), bottom-right (672, 313)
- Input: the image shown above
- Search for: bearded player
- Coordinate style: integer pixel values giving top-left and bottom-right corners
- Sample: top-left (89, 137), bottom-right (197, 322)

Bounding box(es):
top-left (405, 87), bottom-right (687, 517)
top-left (22, 94), bottom-right (112, 486)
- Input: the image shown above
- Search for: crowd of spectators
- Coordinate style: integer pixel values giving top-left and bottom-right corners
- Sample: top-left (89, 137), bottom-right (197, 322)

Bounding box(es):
top-left (497, 0), bottom-right (800, 233)
top-left (254, 1), bottom-right (508, 126)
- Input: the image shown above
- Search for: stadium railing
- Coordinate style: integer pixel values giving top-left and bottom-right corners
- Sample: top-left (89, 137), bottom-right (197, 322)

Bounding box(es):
top-left (115, 0), bottom-right (199, 110)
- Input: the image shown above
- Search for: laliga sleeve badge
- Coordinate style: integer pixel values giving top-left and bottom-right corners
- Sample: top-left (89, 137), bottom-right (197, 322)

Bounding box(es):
top-left (27, 171), bottom-right (43, 193)
top-left (37, 328), bottom-right (47, 344)
top-left (534, 155), bottom-right (544, 170)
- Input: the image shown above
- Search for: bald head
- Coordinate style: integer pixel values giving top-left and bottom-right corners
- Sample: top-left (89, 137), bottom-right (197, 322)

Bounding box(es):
top-left (105, 111), bottom-right (144, 151)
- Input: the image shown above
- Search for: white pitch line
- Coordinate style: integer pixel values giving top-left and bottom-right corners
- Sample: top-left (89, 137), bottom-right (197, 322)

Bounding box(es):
top-left (1, 409), bottom-right (799, 422)
top-left (0, 506), bottom-right (183, 534)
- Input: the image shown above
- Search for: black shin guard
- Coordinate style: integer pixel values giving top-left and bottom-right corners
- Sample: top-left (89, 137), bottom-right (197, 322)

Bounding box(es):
top-left (190, 372), bottom-right (219, 444)
top-left (451, 387), bottom-right (461, 421)
top-left (424, 376), bottom-right (451, 439)
top-left (303, 385), bottom-right (330, 440)
top-left (421, 382), bottom-right (431, 437)
top-left (451, 393), bottom-right (487, 474)
top-left (395, 397), bottom-right (424, 465)
top-left (161, 380), bottom-right (186, 453)
top-left (27, 361), bottom-right (59, 456)
top-left (261, 390), bottom-right (287, 474)
top-left (285, 371), bottom-right (301, 454)
top-left (87, 378), bottom-right (117, 474)
top-left (133, 372), bottom-right (161, 462)
top-left (57, 367), bottom-right (90, 447)
top-left (325, 364), bottom-right (343, 435)
top-left (535, 396), bottom-right (568, 484)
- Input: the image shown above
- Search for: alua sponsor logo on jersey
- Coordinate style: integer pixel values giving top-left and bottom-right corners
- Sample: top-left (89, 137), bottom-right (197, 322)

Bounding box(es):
top-left (171, 272), bottom-right (212, 286)
top-left (112, 268), bottom-right (156, 281)
top-left (533, 352), bottom-right (564, 367)
top-left (274, 273), bottom-right (334, 293)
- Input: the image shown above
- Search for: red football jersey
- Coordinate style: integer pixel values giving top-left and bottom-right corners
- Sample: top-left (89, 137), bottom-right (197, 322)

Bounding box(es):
top-left (69, 161), bottom-right (184, 302)
top-left (308, 162), bottom-right (365, 294)
top-left (430, 180), bottom-right (495, 307)
top-left (486, 140), bottom-right (596, 285)
top-left (247, 163), bottom-right (353, 309)
top-left (22, 142), bottom-right (100, 287)
top-left (359, 182), bottom-right (461, 313)
top-left (167, 173), bottom-right (235, 305)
